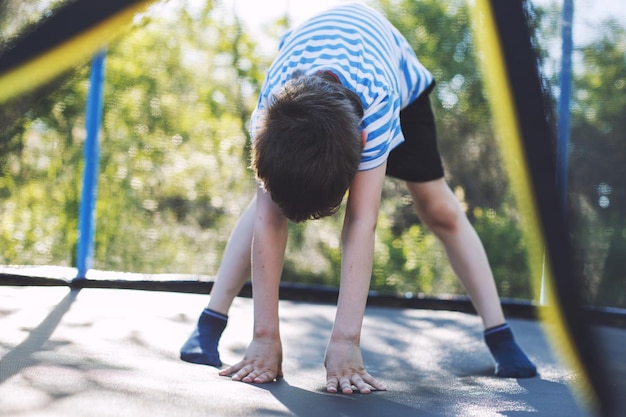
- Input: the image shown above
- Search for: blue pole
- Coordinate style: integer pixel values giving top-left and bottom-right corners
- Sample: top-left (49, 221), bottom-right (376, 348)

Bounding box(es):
top-left (76, 50), bottom-right (107, 280)
top-left (556, 0), bottom-right (574, 216)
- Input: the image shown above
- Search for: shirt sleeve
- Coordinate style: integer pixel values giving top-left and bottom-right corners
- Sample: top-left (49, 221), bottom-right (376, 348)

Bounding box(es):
top-left (358, 91), bottom-right (403, 171)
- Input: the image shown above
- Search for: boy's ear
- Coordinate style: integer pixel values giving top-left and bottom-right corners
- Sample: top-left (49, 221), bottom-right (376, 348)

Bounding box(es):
top-left (360, 130), bottom-right (367, 148)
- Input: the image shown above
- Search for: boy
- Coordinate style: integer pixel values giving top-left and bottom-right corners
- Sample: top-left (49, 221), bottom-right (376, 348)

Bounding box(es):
top-left (180, 3), bottom-right (536, 394)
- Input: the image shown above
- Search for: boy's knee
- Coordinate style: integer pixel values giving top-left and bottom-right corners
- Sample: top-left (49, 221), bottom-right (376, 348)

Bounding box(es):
top-left (418, 198), bottom-right (464, 234)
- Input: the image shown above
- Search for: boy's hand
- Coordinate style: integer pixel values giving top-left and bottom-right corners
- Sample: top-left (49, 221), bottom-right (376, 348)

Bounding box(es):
top-left (219, 336), bottom-right (283, 383)
top-left (324, 337), bottom-right (387, 394)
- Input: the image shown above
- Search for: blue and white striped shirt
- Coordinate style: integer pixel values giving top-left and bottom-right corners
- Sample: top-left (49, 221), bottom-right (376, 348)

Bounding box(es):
top-left (250, 2), bottom-right (434, 171)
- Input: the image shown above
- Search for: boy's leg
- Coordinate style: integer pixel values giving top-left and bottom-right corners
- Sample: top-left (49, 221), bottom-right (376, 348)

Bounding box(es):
top-left (405, 179), bottom-right (536, 377)
top-left (406, 179), bottom-right (504, 327)
top-left (180, 197), bottom-right (256, 367)
top-left (207, 197), bottom-right (256, 315)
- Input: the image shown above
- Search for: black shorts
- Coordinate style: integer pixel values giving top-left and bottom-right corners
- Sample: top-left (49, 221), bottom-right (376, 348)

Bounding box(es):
top-left (385, 82), bottom-right (444, 182)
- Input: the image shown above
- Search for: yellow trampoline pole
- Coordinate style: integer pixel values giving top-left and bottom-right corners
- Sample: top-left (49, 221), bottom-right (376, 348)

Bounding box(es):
top-left (0, 0), bottom-right (156, 105)
top-left (468, 0), bottom-right (603, 415)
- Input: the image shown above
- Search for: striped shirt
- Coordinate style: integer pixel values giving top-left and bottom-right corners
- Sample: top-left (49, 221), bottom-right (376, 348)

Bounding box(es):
top-left (250, 2), bottom-right (434, 171)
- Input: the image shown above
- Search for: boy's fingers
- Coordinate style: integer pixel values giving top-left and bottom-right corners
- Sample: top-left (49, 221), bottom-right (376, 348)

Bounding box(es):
top-left (326, 373), bottom-right (387, 394)
top-left (237, 365), bottom-right (257, 382)
top-left (326, 377), bottom-right (339, 393)
top-left (220, 362), bottom-right (257, 381)
top-left (219, 362), bottom-right (242, 377)
top-left (350, 375), bottom-right (371, 394)
top-left (361, 372), bottom-right (387, 391)
top-left (325, 376), bottom-right (366, 394)
top-left (222, 361), bottom-right (279, 383)
top-left (254, 370), bottom-right (278, 383)
top-left (339, 377), bottom-right (354, 394)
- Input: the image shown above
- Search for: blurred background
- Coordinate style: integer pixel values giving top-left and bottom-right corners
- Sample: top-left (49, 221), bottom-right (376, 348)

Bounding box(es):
top-left (0, 0), bottom-right (624, 310)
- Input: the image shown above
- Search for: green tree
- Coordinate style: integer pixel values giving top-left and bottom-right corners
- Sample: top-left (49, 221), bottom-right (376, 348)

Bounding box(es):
top-left (0, 0), bottom-right (268, 274)
top-left (365, 0), bottom-right (531, 297)
top-left (91, 0), bottom-right (268, 273)
top-left (568, 21), bottom-right (626, 308)
top-left (2, 0), bottom-right (548, 301)
top-left (378, 0), bottom-right (507, 214)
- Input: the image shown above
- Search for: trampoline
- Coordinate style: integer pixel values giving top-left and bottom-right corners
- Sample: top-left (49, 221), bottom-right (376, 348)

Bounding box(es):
top-left (2, 278), bottom-right (622, 417)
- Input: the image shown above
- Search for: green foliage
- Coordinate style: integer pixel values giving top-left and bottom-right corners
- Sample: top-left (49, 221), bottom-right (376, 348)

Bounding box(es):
top-left (1, 0), bottom-right (264, 273)
top-left (567, 21), bottom-right (626, 308)
top-left (0, 0), bottom-right (529, 298)
top-left (0, 65), bottom-right (89, 267)
top-left (528, 5), bottom-right (626, 308)
top-left (3, 0), bottom-right (623, 307)
top-left (89, 1), bottom-right (265, 273)
top-left (378, 0), bottom-right (506, 213)
top-left (472, 206), bottom-right (531, 299)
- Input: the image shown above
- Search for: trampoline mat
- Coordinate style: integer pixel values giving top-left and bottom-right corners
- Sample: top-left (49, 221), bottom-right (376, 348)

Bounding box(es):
top-left (1, 285), bottom-right (617, 417)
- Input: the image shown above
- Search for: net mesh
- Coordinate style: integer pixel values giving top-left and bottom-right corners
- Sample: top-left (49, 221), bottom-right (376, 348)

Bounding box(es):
top-left (0, 0), bottom-right (624, 309)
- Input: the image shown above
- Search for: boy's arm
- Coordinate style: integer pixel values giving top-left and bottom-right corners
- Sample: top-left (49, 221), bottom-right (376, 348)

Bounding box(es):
top-left (219, 183), bottom-right (287, 383)
top-left (325, 162), bottom-right (388, 394)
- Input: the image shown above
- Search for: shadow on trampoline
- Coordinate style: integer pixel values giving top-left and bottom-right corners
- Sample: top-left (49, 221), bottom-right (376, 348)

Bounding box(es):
top-left (514, 377), bottom-right (583, 417)
top-left (0, 284), bottom-right (616, 417)
top-left (0, 289), bottom-right (80, 384)
top-left (256, 379), bottom-right (437, 417)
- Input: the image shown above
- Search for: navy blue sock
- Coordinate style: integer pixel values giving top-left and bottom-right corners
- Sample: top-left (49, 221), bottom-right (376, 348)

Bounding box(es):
top-left (484, 323), bottom-right (537, 378)
top-left (180, 308), bottom-right (227, 367)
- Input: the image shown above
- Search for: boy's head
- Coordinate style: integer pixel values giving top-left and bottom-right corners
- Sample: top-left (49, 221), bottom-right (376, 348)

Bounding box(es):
top-left (252, 71), bottom-right (364, 223)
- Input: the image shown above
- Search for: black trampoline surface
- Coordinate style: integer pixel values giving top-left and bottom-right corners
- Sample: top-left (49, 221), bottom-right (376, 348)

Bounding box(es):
top-left (0, 285), bottom-right (622, 417)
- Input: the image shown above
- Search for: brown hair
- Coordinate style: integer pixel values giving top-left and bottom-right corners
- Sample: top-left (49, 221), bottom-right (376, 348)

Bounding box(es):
top-left (252, 71), bottom-right (363, 222)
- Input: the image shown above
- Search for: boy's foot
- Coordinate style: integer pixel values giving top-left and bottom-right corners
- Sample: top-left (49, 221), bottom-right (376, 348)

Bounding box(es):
top-left (484, 323), bottom-right (537, 378)
top-left (180, 308), bottom-right (227, 367)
